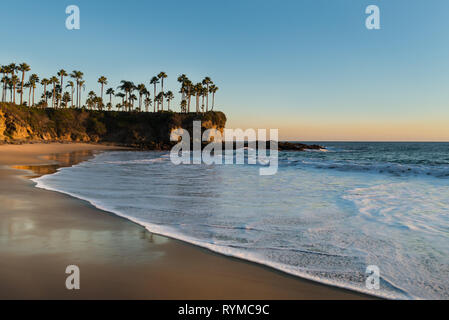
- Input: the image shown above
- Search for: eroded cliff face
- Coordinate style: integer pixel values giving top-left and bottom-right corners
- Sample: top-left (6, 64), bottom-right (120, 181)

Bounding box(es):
top-left (0, 103), bottom-right (226, 149)
top-left (0, 110), bottom-right (6, 140)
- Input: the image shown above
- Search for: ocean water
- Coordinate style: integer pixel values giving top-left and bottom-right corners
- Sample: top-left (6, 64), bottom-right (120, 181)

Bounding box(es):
top-left (33, 142), bottom-right (449, 299)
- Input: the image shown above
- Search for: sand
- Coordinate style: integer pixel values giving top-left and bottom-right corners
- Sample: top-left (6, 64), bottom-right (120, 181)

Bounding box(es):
top-left (0, 143), bottom-right (373, 299)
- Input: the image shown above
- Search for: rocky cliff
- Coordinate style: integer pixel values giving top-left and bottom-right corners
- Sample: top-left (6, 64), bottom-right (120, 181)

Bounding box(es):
top-left (0, 103), bottom-right (227, 150)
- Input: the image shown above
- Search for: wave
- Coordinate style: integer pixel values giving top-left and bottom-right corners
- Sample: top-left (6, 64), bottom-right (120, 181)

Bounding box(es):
top-left (303, 148), bottom-right (329, 152)
top-left (89, 149), bottom-right (449, 179)
top-left (281, 158), bottom-right (449, 178)
top-left (104, 157), bottom-right (169, 165)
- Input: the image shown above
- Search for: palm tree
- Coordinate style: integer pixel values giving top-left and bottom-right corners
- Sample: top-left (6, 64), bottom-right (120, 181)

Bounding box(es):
top-left (70, 70), bottom-right (83, 108)
top-left (40, 78), bottom-right (50, 105)
top-left (117, 80), bottom-right (135, 111)
top-left (78, 80), bottom-right (86, 107)
top-left (143, 88), bottom-right (150, 112)
top-left (57, 69), bottom-right (68, 108)
top-left (136, 84), bottom-right (146, 111)
top-left (115, 92), bottom-right (125, 104)
top-left (201, 86), bottom-right (209, 112)
top-left (1, 65), bottom-right (9, 102)
top-left (95, 96), bottom-right (104, 111)
top-left (1, 76), bottom-right (8, 103)
top-left (185, 79), bottom-right (193, 112)
top-left (7, 78), bottom-right (13, 102)
top-left (165, 91), bottom-right (174, 111)
top-left (8, 63), bottom-right (18, 104)
top-left (87, 91), bottom-right (96, 110)
top-left (202, 77), bottom-right (212, 112)
top-left (50, 76), bottom-right (59, 108)
top-left (180, 100), bottom-right (187, 113)
top-left (157, 72), bottom-right (167, 111)
top-left (62, 92), bottom-right (71, 108)
top-left (66, 81), bottom-right (75, 108)
top-left (25, 81), bottom-right (32, 106)
top-left (10, 75), bottom-right (19, 104)
top-left (55, 88), bottom-right (62, 108)
top-left (144, 97), bottom-right (152, 113)
top-left (155, 92), bottom-right (164, 111)
top-left (29, 74), bottom-right (39, 106)
top-left (177, 74), bottom-right (188, 83)
top-left (98, 76), bottom-right (107, 100)
top-left (209, 85), bottom-right (218, 110)
top-left (129, 94), bottom-right (137, 110)
top-left (177, 74), bottom-right (189, 112)
top-left (150, 76), bottom-right (159, 112)
top-left (17, 63), bottom-right (31, 105)
top-left (106, 88), bottom-right (115, 107)
top-left (42, 90), bottom-right (52, 105)
top-left (193, 83), bottom-right (203, 113)
top-left (17, 87), bottom-right (23, 104)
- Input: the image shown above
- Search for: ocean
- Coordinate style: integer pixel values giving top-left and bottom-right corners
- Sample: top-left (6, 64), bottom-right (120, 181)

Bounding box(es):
top-left (33, 142), bottom-right (449, 299)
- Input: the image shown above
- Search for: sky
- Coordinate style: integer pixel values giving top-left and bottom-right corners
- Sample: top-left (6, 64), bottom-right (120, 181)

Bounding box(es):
top-left (1, 0), bottom-right (449, 141)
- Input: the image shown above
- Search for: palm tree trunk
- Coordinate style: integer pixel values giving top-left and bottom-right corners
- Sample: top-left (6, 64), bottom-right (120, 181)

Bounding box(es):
top-left (76, 82), bottom-right (79, 108)
top-left (20, 72), bottom-right (25, 105)
top-left (28, 86), bottom-right (31, 106)
top-left (188, 94), bottom-right (191, 113)
top-left (161, 80), bottom-right (164, 111)
top-left (153, 85), bottom-right (156, 112)
top-left (206, 84), bottom-right (209, 112)
top-left (2, 81), bottom-right (5, 102)
top-left (59, 76), bottom-right (64, 108)
top-left (32, 86), bottom-right (35, 106)
top-left (196, 95), bottom-right (199, 113)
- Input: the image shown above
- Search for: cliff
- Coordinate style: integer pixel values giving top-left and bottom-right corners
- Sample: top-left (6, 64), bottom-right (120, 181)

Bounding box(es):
top-left (0, 103), bottom-right (226, 150)
top-left (0, 103), bottom-right (325, 151)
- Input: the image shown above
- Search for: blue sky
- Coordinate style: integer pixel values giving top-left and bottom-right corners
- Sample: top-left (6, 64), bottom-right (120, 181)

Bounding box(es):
top-left (1, 0), bottom-right (449, 140)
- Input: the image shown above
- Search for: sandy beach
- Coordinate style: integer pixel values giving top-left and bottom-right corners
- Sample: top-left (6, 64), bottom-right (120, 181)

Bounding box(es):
top-left (0, 143), bottom-right (371, 299)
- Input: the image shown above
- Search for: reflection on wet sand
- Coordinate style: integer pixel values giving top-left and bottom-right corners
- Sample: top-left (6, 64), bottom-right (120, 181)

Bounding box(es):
top-left (4, 150), bottom-right (169, 260)
top-left (13, 150), bottom-right (95, 178)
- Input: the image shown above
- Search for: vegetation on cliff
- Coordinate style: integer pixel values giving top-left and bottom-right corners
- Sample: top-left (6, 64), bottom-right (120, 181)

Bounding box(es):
top-left (1, 62), bottom-right (219, 114)
top-left (0, 103), bottom-right (226, 149)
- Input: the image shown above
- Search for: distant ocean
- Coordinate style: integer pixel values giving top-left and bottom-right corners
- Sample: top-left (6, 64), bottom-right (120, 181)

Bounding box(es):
top-left (33, 142), bottom-right (449, 299)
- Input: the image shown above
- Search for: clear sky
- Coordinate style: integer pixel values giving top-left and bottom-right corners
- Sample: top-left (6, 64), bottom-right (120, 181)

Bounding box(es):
top-left (1, 0), bottom-right (449, 141)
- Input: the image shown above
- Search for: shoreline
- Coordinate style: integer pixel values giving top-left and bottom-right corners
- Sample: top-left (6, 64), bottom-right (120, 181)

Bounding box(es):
top-left (0, 142), bottom-right (375, 299)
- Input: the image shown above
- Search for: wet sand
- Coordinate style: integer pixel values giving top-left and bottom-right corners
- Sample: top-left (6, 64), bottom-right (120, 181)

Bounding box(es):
top-left (0, 143), bottom-right (373, 299)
